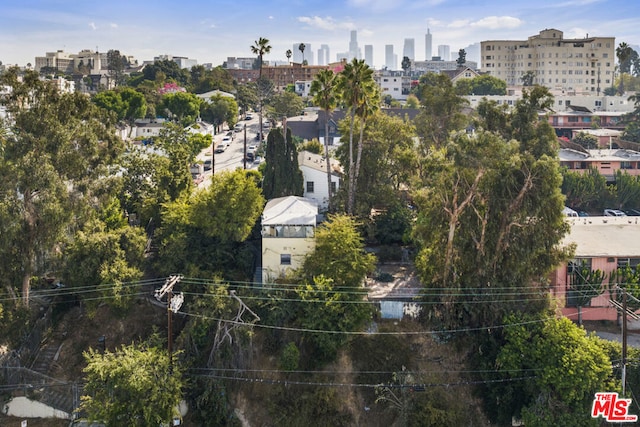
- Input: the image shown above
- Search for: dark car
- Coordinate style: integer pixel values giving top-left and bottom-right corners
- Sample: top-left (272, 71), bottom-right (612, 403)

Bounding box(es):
top-left (624, 209), bottom-right (640, 216)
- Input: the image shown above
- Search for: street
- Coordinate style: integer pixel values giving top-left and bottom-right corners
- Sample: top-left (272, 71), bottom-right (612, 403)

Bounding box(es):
top-left (196, 114), bottom-right (264, 188)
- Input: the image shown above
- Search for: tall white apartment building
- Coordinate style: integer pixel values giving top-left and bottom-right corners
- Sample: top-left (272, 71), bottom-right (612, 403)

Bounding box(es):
top-left (403, 38), bottom-right (415, 61)
top-left (481, 28), bottom-right (615, 94)
top-left (364, 45), bottom-right (374, 68)
top-left (438, 45), bottom-right (450, 61)
top-left (385, 45), bottom-right (395, 70)
top-left (317, 44), bottom-right (330, 66)
top-left (425, 29), bottom-right (433, 60)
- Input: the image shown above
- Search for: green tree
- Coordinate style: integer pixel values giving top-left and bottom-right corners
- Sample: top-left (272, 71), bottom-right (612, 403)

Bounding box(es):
top-left (567, 263), bottom-right (606, 325)
top-left (453, 77), bottom-right (473, 95)
top-left (572, 131), bottom-right (598, 149)
top-left (521, 70), bottom-right (535, 87)
top-left (413, 72), bottom-right (469, 153)
top-left (298, 43), bottom-right (306, 65)
top-left (336, 58), bottom-right (378, 214)
top-left (456, 49), bottom-right (466, 67)
top-left (404, 94), bottom-right (420, 109)
top-left (614, 170), bottom-right (640, 209)
top-left (62, 214), bottom-right (146, 311)
top-left (0, 67), bottom-right (124, 305)
top-left (266, 91), bottom-right (305, 120)
top-left (159, 91), bottom-right (202, 125)
top-left (251, 37), bottom-right (272, 79)
top-left (413, 85), bottom-right (569, 330)
top-left (401, 56), bottom-right (411, 75)
top-left (142, 59), bottom-right (191, 88)
top-left (236, 83), bottom-right (258, 116)
top-left (93, 87), bottom-right (147, 137)
top-left (262, 127), bottom-right (303, 200)
top-left (154, 170), bottom-right (264, 277)
top-left (200, 94), bottom-right (238, 133)
top-left (81, 342), bottom-right (184, 426)
top-left (491, 315), bottom-right (612, 426)
top-left (106, 49), bottom-right (127, 87)
top-left (561, 167), bottom-right (608, 211)
top-left (617, 42), bottom-right (633, 94)
top-left (469, 74), bottom-right (507, 95)
top-left (310, 69), bottom-right (340, 211)
top-left (297, 214), bottom-right (376, 362)
top-left (336, 110), bottom-right (417, 215)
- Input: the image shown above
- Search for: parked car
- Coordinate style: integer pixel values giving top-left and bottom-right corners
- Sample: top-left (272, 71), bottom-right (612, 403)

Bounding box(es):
top-left (203, 159), bottom-right (212, 171)
top-left (624, 209), bottom-right (640, 216)
top-left (222, 136), bottom-right (232, 146)
top-left (604, 209), bottom-right (627, 217)
top-left (245, 114), bottom-right (253, 120)
top-left (254, 155), bottom-right (262, 164)
top-left (214, 144), bottom-right (226, 153)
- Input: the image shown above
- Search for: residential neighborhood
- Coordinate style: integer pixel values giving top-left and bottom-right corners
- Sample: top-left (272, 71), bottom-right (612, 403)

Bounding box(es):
top-left (4, 6), bottom-right (640, 424)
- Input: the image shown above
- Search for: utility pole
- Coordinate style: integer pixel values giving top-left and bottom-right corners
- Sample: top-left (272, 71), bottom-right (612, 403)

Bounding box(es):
top-left (243, 124), bottom-right (247, 169)
top-left (623, 288), bottom-right (627, 397)
top-left (155, 275), bottom-right (183, 373)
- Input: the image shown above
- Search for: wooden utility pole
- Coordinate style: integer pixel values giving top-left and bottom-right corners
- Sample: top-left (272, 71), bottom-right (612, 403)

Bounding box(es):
top-left (155, 275), bottom-right (183, 373)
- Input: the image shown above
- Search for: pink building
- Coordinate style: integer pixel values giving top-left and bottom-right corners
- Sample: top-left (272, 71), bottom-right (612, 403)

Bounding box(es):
top-left (559, 148), bottom-right (640, 180)
top-left (551, 216), bottom-right (640, 323)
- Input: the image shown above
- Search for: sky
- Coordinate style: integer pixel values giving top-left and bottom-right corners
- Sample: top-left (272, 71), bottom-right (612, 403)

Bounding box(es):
top-left (1, 0), bottom-right (640, 70)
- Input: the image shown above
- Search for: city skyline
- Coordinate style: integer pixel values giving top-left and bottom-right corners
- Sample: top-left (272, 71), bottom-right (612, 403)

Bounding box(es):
top-left (1, 0), bottom-right (640, 70)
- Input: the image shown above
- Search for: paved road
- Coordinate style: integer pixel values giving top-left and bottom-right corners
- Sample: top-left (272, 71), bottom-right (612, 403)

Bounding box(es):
top-left (594, 330), bottom-right (640, 347)
top-left (196, 115), bottom-right (264, 188)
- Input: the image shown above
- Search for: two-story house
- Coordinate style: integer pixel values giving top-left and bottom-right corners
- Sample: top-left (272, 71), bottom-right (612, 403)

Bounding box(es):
top-left (298, 151), bottom-right (341, 212)
top-left (261, 196), bottom-right (318, 283)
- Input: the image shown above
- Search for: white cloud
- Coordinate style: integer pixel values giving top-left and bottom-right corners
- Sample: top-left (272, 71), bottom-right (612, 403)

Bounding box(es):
top-left (297, 16), bottom-right (354, 31)
top-left (470, 16), bottom-right (523, 30)
top-left (268, 16), bottom-right (274, 20)
top-left (88, 22), bottom-right (97, 30)
top-left (110, 23), bottom-right (118, 29)
top-left (347, 0), bottom-right (399, 12)
top-left (448, 20), bottom-right (470, 29)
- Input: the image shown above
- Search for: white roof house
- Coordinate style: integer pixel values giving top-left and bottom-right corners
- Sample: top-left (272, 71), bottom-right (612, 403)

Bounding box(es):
top-left (261, 196), bottom-right (318, 282)
top-left (297, 150), bottom-right (341, 212)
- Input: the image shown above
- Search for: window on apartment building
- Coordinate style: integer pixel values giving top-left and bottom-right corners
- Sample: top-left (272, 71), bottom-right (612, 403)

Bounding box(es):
top-left (567, 258), bottom-right (592, 273)
top-left (603, 53), bottom-right (608, 58)
top-left (621, 162), bottom-right (634, 170)
top-left (281, 254), bottom-right (292, 265)
top-left (617, 258), bottom-right (640, 271)
top-left (568, 117), bottom-right (579, 123)
top-left (595, 100), bottom-right (602, 107)
top-left (330, 181), bottom-right (337, 194)
top-left (306, 181), bottom-right (314, 193)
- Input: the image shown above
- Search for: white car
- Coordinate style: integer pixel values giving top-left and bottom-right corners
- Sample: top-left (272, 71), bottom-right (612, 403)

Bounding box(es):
top-left (222, 136), bottom-right (232, 147)
top-left (604, 209), bottom-right (626, 217)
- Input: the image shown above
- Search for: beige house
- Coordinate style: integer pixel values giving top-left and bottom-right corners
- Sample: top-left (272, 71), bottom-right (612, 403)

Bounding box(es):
top-left (481, 28), bottom-right (615, 94)
top-left (261, 196), bottom-right (318, 282)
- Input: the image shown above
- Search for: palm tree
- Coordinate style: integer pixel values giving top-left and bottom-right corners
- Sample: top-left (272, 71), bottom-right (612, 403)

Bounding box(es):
top-left (353, 84), bottom-right (380, 203)
top-left (336, 58), bottom-right (377, 214)
top-left (250, 37), bottom-right (272, 143)
top-left (299, 43), bottom-right (306, 65)
top-left (286, 49), bottom-right (292, 64)
top-left (250, 37), bottom-right (272, 79)
top-left (310, 69), bottom-right (340, 212)
top-left (616, 42), bottom-right (633, 95)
